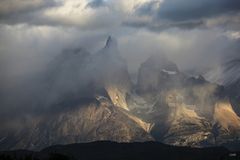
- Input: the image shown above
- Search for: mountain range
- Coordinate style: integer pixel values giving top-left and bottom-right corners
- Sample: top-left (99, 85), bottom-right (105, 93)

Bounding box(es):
top-left (0, 36), bottom-right (240, 151)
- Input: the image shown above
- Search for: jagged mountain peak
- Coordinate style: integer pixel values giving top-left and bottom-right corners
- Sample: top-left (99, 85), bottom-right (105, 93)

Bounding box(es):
top-left (96, 36), bottom-right (121, 64)
top-left (105, 36), bottom-right (115, 46)
top-left (50, 47), bottom-right (90, 67)
top-left (90, 36), bottom-right (132, 111)
top-left (137, 53), bottom-right (181, 94)
top-left (104, 36), bottom-right (118, 51)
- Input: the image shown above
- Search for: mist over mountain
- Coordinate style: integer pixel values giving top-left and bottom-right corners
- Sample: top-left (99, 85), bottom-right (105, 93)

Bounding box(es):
top-left (0, 1), bottom-right (240, 159)
top-left (0, 36), bottom-right (240, 152)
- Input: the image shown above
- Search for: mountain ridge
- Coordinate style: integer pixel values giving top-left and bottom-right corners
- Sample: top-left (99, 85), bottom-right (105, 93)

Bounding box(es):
top-left (0, 37), bottom-right (240, 151)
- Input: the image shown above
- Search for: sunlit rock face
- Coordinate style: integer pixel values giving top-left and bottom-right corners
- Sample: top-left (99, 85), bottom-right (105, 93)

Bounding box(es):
top-left (160, 89), bottom-right (212, 146)
top-left (213, 101), bottom-right (240, 144)
top-left (214, 101), bottom-right (240, 130)
top-left (0, 97), bottom-right (153, 151)
top-left (227, 80), bottom-right (240, 116)
top-left (204, 54), bottom-right (240, 116)
top-left (132, 55), bottom-right (240, 147)
top-left (120, 109), bottom-right (154, 133)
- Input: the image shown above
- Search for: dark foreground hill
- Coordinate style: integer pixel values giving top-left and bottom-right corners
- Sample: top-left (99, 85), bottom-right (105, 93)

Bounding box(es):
top-left (0, 141), bottom-right (239, 160)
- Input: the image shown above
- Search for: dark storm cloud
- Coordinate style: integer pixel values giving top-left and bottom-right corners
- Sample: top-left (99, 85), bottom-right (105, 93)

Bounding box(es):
top-left (0, 0), bottom-right (60, 25)
top-left (126, 0), bottom-right (240, 31)
top-left (0, 0), bottom-right (117, 30)
top-left (0, 0), bottom-right (58, 17)
top-left (2, 0), bottom-right (239, 31)
top-left (123, 20), bottom-right (204, 32)
top-left (135, 1), bottom-right (159, 16)
top-left (137, 0), bottom-right (240, 21)
top-left (156, 0), bottom-right (240, 21)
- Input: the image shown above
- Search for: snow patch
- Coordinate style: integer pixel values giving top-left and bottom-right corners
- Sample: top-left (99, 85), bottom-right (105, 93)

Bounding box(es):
top-left (162, 69), bottom-right (177, 75)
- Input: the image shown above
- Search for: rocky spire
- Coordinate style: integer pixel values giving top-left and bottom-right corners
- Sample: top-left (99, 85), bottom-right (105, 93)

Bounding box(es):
top-left (104, 36), bottom-right (118, 51)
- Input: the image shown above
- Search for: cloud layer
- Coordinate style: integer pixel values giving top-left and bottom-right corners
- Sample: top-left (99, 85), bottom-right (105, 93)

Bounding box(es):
top-left (0, 0), bottom-right (239, 31)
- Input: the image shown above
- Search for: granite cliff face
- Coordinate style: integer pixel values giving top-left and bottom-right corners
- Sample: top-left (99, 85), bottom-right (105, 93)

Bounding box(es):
top-left (132, 54), bottom-right (240, 147)
top-left (204, 53), bottom-right (240, 116)
top-left (137, 54), bottom-right (181, 95)
top-left (96, 36), bottom-right (132, 111)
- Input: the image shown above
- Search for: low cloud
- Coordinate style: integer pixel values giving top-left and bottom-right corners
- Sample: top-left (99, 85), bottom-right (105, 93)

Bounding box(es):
top-left (123, 20), bottom-right (205, 32)
top-left (156, 0), bottom-right (240, 21)
top-left (0, 0), bottom-right (239, 32)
